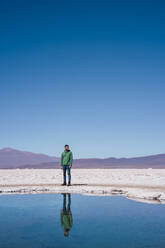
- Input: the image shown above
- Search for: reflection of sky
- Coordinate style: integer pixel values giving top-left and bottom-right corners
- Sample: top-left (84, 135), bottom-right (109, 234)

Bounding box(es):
top-left (0, 194), bottom-right (165, 247)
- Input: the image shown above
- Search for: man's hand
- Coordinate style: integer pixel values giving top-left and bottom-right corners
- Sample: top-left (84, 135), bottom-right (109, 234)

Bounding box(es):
top-left (69, 165), bottom-right (72, 169)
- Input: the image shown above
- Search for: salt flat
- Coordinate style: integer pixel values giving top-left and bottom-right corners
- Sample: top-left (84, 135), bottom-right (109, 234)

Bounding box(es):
top-left (0, 169), bottom-right (165, 204)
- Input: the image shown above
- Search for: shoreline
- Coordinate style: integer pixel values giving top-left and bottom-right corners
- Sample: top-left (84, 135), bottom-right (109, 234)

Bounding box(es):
top-left (0, 183), bottom-right (164, 204)
top-left (0, 169), bottom-right (165, 204)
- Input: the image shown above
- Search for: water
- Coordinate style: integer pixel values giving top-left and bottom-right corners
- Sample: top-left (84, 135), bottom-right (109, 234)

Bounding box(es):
top-left (0, 193), bottom-right (165, 248)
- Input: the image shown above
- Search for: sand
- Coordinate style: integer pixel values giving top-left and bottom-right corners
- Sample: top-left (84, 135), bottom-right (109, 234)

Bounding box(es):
top-left (0, 168), bottom-right (165, 204)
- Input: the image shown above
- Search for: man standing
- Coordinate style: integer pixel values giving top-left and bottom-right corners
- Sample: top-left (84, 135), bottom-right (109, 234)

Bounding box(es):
top-left (60, 144), bottom-right (73, 186)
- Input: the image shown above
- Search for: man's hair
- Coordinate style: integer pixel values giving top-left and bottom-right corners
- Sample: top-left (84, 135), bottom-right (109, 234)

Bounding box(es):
top-left (65, 144), bottom-right (69, 147)
top-left (64, 229), bottom-right (69, 237)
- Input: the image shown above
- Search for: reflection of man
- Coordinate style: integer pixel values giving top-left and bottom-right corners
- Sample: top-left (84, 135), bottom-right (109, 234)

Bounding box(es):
top-left (60, 193), bottom-right (73, 237)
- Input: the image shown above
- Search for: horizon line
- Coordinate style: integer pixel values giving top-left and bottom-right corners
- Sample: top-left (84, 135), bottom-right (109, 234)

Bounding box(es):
top-left (0, 147), bottom-right (165, 160)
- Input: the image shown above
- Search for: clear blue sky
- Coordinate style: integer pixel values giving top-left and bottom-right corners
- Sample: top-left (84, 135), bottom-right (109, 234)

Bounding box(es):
top-left (0, 0), bottom-right (165, 158)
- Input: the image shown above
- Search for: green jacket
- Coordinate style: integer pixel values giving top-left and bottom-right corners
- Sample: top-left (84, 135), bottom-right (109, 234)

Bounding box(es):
top-left (61, 150), bottom-right (73, 167)
top-left (60, 212), bottom-right (73, 231)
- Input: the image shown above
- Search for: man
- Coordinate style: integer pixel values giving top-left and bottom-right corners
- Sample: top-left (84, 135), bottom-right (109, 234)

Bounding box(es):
top-left (60, 193), bottom-right (72, 237)
top-left (60, 144), bottom-right (73, 186)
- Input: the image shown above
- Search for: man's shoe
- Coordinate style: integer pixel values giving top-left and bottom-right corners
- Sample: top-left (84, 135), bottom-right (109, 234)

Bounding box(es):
top-left (68, 182), bottom-right (71, 186)
top-left (61, 183), bottom-right (66, 186)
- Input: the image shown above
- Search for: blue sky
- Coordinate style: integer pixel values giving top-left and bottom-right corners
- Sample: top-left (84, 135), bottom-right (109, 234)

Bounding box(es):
top-left (0, 0), bottom-right (165, 158)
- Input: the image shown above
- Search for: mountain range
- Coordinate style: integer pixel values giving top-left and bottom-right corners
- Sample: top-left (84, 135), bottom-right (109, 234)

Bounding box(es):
top-left (0, 147), bottom-right (165, 169)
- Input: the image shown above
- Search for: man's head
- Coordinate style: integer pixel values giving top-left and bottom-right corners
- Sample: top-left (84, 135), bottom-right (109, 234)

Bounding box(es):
top-left (64, 229), bottom-right (69, 237)
top-left (64, 144), bottom-right (69, 151)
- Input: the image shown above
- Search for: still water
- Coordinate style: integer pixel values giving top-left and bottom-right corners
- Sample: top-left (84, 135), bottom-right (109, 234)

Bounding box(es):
top-left (0, 193), bottom-right (165, 248)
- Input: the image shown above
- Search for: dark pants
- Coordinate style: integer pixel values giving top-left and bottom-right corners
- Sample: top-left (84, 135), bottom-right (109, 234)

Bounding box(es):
top-left (63, 193), bottom-right (71, 212)
top-left (63, 165), bottom-right (71, 183)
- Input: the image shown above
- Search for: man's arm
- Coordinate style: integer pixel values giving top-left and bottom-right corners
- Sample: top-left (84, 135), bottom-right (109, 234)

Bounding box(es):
top-left (68, 214), bottom-right (73, 229)
top-left (69, 152), bottom-right (73, 168)
top-left (60, 212), bottom-right (64, 228)
top-left (60, 153), bottom-right (63, 167)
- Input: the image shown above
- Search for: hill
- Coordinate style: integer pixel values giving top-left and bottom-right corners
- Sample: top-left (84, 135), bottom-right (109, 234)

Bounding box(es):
top-left (0, 147), bottom-right (59, 168)
top-left (0, 147), bottom-right (165, 169)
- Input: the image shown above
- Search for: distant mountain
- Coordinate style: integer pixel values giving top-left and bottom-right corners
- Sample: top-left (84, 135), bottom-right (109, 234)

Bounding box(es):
top-left (0, 147), bottom-right (60, 168)
top-left (0, 147), bottom-right (165, 169)
top-left (25, 154), bottom-right (165, 169)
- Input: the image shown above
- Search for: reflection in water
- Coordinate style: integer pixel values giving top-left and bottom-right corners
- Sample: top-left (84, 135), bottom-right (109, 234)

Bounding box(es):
top-left (0, 194), bottom-right (165, 247)
top-left (60, 193), bottom-right (73, 237)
